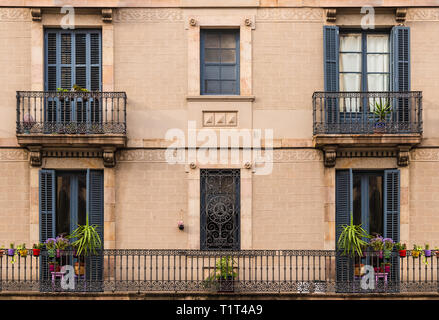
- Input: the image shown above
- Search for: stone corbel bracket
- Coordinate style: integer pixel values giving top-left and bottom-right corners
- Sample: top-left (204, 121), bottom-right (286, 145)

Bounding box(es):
top-left (396, 8), bottom-right (407, 24)
top-left (31, 8), bottom-right (42, 21)
top-left (102, 8), bottom-right (113, 23)
top-left (397, 145), bottom-right (411, 167)
top-left (103, 147), bottom-right (117, 168)
top-left (323, 146), bottom-right (337, 167)
top-left (28, 146), bottom-right (42, 167)
top-left (326, 9), bottom-right (337, 23)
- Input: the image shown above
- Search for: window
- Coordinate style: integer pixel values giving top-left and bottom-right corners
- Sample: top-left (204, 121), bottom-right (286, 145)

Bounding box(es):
top-left (339, 31), bottom-right (390, 112)
top-left (200, 169), bottom-right (240, 250)
top-left (335, 169), bottom-right (400, 292)
top-left (200, 29), bottom-right (240, 95)
top-left (39, 169), bottom-right (104, 290)
top-left (45, 29), bottom-right (102, 124)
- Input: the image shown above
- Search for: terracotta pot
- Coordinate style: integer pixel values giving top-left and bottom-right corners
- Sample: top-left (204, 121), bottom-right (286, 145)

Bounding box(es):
top-left (75, 262), bottom-right (85, 276)
top-left (32, 249), bottom-right (40, 257)
top-left (399, 250), bottom-right (407, 257)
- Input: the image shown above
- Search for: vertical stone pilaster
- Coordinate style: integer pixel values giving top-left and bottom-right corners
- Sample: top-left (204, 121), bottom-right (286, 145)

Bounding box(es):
top-left (29, 166), bottom-right (40, 245)
top-left (104, 167), bottom-right (116, 249)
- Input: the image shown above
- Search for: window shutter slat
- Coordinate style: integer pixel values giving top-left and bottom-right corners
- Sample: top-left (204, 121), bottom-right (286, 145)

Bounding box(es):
top-left (39, 169), bottom-right (56, 289)
top-left (86, 169), bottom-right (104, 291)
top-left (384, 169), bottom-right (400, 290)
top-left (323, 26), bottom-right (339, 125)
top-left (335, 169), bottom-right (353, 292)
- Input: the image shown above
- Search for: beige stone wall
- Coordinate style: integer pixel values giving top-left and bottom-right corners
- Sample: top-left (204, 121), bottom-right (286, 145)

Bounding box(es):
top-left (115, 157), bottom-right (188, 248)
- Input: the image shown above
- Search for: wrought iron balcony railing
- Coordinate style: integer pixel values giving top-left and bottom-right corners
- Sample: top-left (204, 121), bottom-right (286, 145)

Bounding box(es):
top-left (16, 91), bottom-right (127, 135)
top-left (0, 249), bottom-right (438, 294)
top-left (313, 91), bottom-right (422, 135)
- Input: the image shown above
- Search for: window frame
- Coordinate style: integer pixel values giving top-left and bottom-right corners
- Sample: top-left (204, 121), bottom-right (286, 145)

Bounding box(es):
top-left (200, 29), bottom-right (240, 96)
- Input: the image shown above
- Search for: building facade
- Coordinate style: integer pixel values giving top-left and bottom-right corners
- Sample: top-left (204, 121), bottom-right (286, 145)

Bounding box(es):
top-left (0, 0), bottom-right (439, 294)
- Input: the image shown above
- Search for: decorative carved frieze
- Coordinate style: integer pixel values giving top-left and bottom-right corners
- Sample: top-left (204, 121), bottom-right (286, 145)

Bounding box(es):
top-left (113, 9), bottom-right (183, 22)
top-left (0, 8), bottom-right (30, 21)
top-left (0, 149), bottom-right (28, 161)
top-left (406, 8), bottom-right (439, 21)
top-left (256, 8), bottom-right (323, 22)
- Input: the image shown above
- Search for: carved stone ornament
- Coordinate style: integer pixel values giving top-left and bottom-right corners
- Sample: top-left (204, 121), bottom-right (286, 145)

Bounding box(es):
top-left (29, 147), bottom-right (42, 167)
top-left (103, 148), bottom-right (116, 168)
top-left (102, 9), bottom-right (113, 23)
top-left (30, 8), bottom-right (42, 21)
top-left (323, 146), bottom-right (337, 168)
top-left (326, 9), bottom-right (336, 23)
top-left (397, 146), bottom-right (410, 167)
top-left (189, 18), bottom-right (197, 26)
top-left (396, 8), bottom-right (407, 24)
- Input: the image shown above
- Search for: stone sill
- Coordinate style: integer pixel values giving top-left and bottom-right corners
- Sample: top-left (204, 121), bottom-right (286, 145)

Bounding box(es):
top-left (313, 133), bottom-right (423, 148)
top-left (187, 95), bottom-right (255, 102)
top-left (16, 133), bottom-right (127, 148)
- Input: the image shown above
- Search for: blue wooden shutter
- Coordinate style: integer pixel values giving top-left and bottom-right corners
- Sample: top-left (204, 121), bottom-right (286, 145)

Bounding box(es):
top-left (391, 26), bottom-right (410, 124)
top-left (323, 26), bottom-right (339, 126)
top-left (39, 169), bottom-right (56, 289)
top-left (335, 169), bottom-right (353, 292)
top-left (86, 169), bottom-right (104, 291)
top-left (384, 169), bottom-right (400, 290)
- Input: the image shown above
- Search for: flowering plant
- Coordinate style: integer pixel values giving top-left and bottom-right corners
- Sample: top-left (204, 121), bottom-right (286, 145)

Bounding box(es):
top-left (55, 235), bottom-right (70, 250)
top-left (383, 238), bottom-right (394, 251)
top-left (45, 238), bottom-right (56, 250)
top-left (369, 235), bottom-right (384, 251)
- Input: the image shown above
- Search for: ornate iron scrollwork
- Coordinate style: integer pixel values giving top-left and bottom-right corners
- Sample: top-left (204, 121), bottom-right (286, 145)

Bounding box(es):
top-left (200, 169), bottom-right (240, 250)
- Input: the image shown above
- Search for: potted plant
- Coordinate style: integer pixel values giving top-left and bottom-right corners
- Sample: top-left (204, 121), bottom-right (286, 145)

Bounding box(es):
top-left (32, 243), bottom-right (43, 257)
top-left (412, 245), bottom-right (422, 258)
top-left (395, 242), bottom-right (407, 257)
top-left (383, 238), bottom-right (394, 260)
top-left (48, 261), bottom-right (60, 273)
top-left (372, 99), bottom-right (392, 133)
top-left (7, 243), bottom-right (15, 256)
top-left (55, 235), bottom-right (70, 258)
top-left (0, 245), bottom-right (4, 257)
top-left (204, 256), bottom-right (238, 292)
top-left (435, 247), bottom-right (439, 258)
top-left (337, 214), bottom-right (370, 258)
top-left (380, 262), bottom-right (391, 273)
top-left (73, 84), bottom-right (90, 103)
top-left (16, 243), bottom-right (27, 258)
top-left (424, 244), bottom-right (432, 257)
top-left (369, 235), bottom-right (384, 259)
top-left (57, 87), bottom-right (69, 102)
top-left (67, 214), bottom-right (102, 276)
top-left (45, 238), bottom-right (57, 258)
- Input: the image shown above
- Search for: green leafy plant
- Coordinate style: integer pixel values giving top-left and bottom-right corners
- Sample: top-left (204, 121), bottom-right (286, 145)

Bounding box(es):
top-left (67, 214), bottom-right (102, 256)
top-left (72, 84), bottom-right (89, 92)
top-left (395, 242), bottom-right (406, 251)
top-left (56, 88), bottom-right (69, 92)
top-left (337, 214), bottom-right (370, 257)
top-left (373, 99), bottom-right (392, 122)
top-left (33, 243), bottom-right (44, 249)
top-left (206, 256), bottom-right (238, 282)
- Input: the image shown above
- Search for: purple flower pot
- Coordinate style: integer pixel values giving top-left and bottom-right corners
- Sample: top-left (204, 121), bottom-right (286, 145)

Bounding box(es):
top-left (7, 249), bottom-right (15, 256)
top-left (425, 250), bottom-right (432, 257)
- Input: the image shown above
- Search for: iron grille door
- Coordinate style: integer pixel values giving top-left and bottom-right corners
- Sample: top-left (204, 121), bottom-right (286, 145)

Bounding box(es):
top-left (200, 169), bottom-right (240, 250)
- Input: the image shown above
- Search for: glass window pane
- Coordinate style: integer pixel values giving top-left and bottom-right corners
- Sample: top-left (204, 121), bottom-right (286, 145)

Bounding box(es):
top-left (205, 66), bottom-right (220, 80)
top-left (369, 175), bottom-right (383, 237)
top-left (205, 49), bottom-right (220, 63)
top-left (367, 74), bottom-right (389, 92)
top-left (367, 54), bottom-right (389, 73)
top-left (221, 49), bottom-right (236, 63)
top-left (221, 80), bottom-right (236, 94)
top-left (340, 53), bottom-right (362, 72)
top-left (205, 33), bottom-right (220, 48)
top-left (367, 34), bottom-right (389, 53)
top-left (205, 80), bottom-right (220, 94)
top-left (340, 73), bottom-right (361, 92)
top-left (221, 33), bottom-right (236, 48)
top-left (340, 34), bottom-right (362, 52)
top-left (56, 175), bottom-right (70, 237)
top-left (77, 174), bottom-right (87, 226)
top-left (221, 66), bottom-right (236, 80)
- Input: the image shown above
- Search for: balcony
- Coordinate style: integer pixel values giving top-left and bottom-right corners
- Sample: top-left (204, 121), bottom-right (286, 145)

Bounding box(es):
top-left (16, 91), bottom-right (127, 167)
top-left (0, 249), bottom-right (438, 295)
top-left (312, 91), bottom-right (422, 167)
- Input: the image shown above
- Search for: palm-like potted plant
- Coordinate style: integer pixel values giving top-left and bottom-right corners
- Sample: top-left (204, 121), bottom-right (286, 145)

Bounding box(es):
top-left (337, 214), bottom-right (370, 258)
top-left (204, 256), bottom-right (238, 292)
top-left (372, 100), bottom-right (392, 133)
top-left (67, 214), bottom-right (102, 276)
